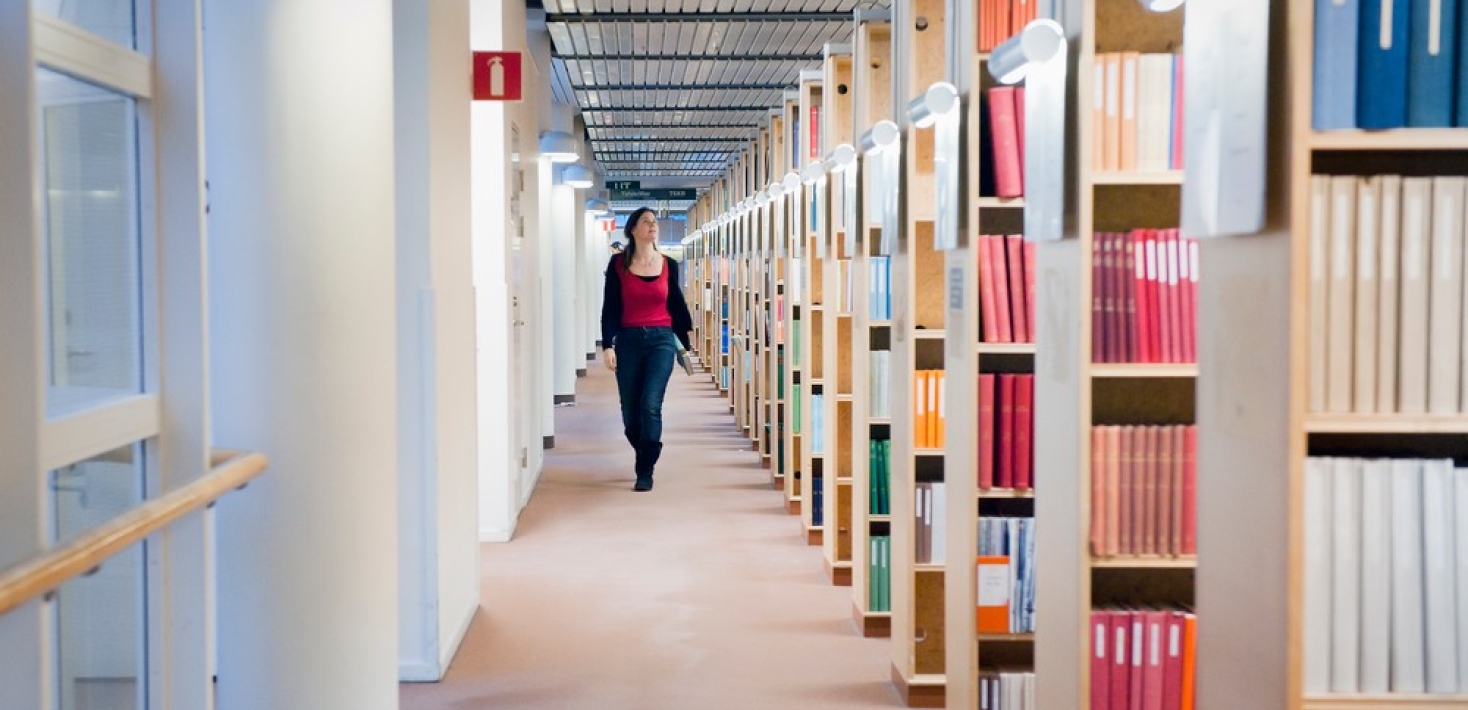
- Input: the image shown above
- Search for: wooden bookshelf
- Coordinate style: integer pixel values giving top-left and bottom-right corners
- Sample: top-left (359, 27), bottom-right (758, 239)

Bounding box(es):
top-left (820, 42), bottom-right (857, 587)
top-left (1269, 2), bottom-right (1468, 708)
top-left (782, 90), bottom-right (806, 514)
top-left (798, 69), bottom-right (825, 545)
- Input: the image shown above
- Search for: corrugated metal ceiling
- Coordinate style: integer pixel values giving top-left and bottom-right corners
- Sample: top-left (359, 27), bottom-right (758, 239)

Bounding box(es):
top-left (543, 0), bottom-right (884, 208)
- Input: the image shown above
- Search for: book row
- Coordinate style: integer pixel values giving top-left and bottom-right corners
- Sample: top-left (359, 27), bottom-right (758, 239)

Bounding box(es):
top-left (869, 256), bottom-right (892, 321)
top-left (810, 392), bottom-right (826, 454)
top-left (1313, 0), bottom-right (1468, 129)
top-left (977, 516), bottom-right (1036, 634)
top-left (1091, 229), bottom-right (1199, 364)
top-left (869, 439), bottom-right (892, 515)
top-left (979, 671), bottom-right (1036, 710)
top-left (1091, 52), bottom-right (1184, 173)
top-left (914, 370), bottom-right (948, 448)
top-left (1303, 457), bottom-right (1468, 695)
top-left (869, 535), bottom-right (892, 613)
top-left (1309, 174), bottom-right (1468, 415)
top-left (1089, 609), bottom-right (1198, 710)
top-left (810, 473), bottom-right (825, 527)
top-left (979, 234), bottom-right (1037, 344)
top-left (916, 481), bottom-right (948, 565)
top-left (1088, 425), bottom-right (1198, 558)
top-left (979, 373), bottom-right (1036, 490)
top-left (976, 0), bottom-right (1043, 52)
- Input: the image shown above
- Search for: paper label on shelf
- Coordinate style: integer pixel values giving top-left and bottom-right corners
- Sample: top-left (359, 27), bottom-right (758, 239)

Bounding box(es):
top-left (1151, 622), bottom-right (1162, 666)
top-left (1170, 623), bottom-right (1181, 656)
top-left (949, 266), bottom-right (964, 310)
top-left (977, 563), bottom-right (1010, 604)
top-left (1096, 625), bottom-right (1106, 657)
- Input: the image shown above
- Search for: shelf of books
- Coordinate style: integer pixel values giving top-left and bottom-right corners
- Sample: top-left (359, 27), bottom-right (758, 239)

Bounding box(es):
top-left (781, 89), bottom-right (808, 517)
top-left (850, 9), bottom-right (895, 640)
top-left (1038, 2), bottom-right (1200, 709)
top-left (1285, 0), bottom-right (1468, 708)
top-left (797, 68), bottom-right (828, 547)
top-left (888, 0), bottom-right (951, 704)
top-left (764, 109), bottom-right (788, 483)
top-left (820, 42), bottom-right (858, 587)
top-left (940, 1), bottom-right (1049, 707)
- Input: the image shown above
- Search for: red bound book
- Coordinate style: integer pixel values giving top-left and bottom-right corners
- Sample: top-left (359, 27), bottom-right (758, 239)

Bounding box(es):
top-left (988, 86), bottom-right (1024, 198)
top-left (993, 236), bottom-right (1014, 342)
top-left (1024, 240), bottom-right (1037, 342)
top-left (1014, 374), bottom-right (1034, 489)
top-left (1092, 610), bottom-right (1113, 710)
top-left (979, 373), bottom-right (996, 488)
top-left (1007, 235), bottom-right (1030, 344)
top-left (809, 105), bottom-right (820, 159)
top-left (1157, 426), bottom-right (1175, 556)
top-left (1158, 230), bottom-right (1176, 363)
top-left (1093, 235), bottom-right (1107, 362)
top-left (1130, 231), bottom-right (1152, 363)
top-left (1091, 426), bottom-right (1108, 556)
top-left (1143, 611), bottom-right (1167, 710)
top-left (1015, 86), bottom-right (1027, 172)
top-left (1103, 233), bottom-right (1120, 363)
top-left (1121, 230), bottom-right (1137, 362)
top-left (1140, 426), bottom-right (1158, 556)
top-left (1129, 611), bottom-right (1145, 710)
top-left (1182, 425), bottom-right (1197, 555)
top-left (1185, 237), bottom-right (1199, 363)
top-left (1144, 230), bottom-right (1163, 363)
top-left (1118, 425), bottom-right (1135, 555)
top-left (1111, 611), bottom-right (1133, 710)
top-left (979, 236), bottom-right (1000, 342)
top-left (997, 374), bottom-right (1016, 488)
top-left (1162, 612), bottom-right (1186, 710)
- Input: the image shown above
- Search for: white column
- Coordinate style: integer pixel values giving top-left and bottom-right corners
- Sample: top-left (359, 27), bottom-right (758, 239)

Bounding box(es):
top-left (537, 159), bottom-right (557, 443)
top-left (551, 176), bottom-right (579, 401)
top-left (574, 202), bottom-right (589, 375)
top-left (0, 2), bottom-right (45, 705)
top-left (203, 2), bottom-right (400, 708)
top-left (395, 0), bottom-right (480, 680)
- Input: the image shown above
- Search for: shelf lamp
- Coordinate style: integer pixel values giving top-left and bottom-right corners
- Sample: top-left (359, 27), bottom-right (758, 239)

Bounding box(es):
top-left (538, 131), bottom-right (579, 163)
top-left (1180, 0), bottom-right (1268, 238)
top-left (1138, 0), bottom-right (1185, 11)
top-left (585, 198), bottom-right (610, 216)
top-left (906, 83), bottom-right (962, 251)
top-left (560, 164), bottom-right (594, 189)
top-left (988, 19), bottom-right (1067, 242)
top-left (859, 120), bottom-right (901, 255)
top-left (823, 143), bottom-right (859, 255)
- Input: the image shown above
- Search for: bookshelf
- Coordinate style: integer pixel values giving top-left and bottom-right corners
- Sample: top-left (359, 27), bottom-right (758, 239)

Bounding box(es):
top-left (765, 109), bottom-right (788, 487)
top-left (850, 10), bottom-right (894, 639)
top-left (1269, 0), bottom-right (1468, 708)
top-left (821, 43), bottom-right (857, 587)
top-left (781, 90), bottom-right (807, 517)
top-left (890, 0), bottom-right (950, 704)
top-left (797, 68), bottom-right (827, 547)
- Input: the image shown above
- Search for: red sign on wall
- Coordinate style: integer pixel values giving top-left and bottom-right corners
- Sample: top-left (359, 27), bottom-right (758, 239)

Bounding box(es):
top-left (472, 51), bottom-right (523, 102)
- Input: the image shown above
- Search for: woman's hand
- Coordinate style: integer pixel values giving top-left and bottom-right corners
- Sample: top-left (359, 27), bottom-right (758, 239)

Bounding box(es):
top-left (603, 348), bottom-right (617, 371)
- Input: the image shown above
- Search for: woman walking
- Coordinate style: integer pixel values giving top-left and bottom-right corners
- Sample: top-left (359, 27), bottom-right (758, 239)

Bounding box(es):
top-left (600, 207), bottom-right (694, 491)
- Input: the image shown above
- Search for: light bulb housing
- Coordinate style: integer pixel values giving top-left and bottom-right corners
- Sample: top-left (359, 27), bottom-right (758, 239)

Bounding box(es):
top-left (906, 82), bottom-right (960, 129)
top-left (859, 120), bottom-right (901, 156)
top-left (560, 164), bottom-right (594, 189)
top-left (1140, 0), bottom-right (1185, 11)
top-left (987, 19), bottom-right (1067, 85)
top-left (538, 130), bottom-right (579, 163)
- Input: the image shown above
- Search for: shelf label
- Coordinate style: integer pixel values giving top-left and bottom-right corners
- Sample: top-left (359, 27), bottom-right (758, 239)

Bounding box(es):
top-left (948, 266), bottom-right (965, 310)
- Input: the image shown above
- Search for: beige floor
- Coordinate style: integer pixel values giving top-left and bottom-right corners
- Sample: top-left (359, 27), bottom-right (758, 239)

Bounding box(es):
top-left (399, 359), bottom-right (901, 710)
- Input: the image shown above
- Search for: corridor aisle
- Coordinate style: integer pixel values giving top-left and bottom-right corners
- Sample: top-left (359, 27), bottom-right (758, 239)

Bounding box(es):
top-left (400, 360), bottom-right (900, 710)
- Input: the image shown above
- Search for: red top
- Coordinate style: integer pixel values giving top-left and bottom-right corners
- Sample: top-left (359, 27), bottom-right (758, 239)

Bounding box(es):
top-left (618, 257), bottom-right (673, 328)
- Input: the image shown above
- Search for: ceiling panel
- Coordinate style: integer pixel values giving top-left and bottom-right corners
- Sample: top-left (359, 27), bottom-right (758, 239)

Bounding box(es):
top-left (546, 0), bottom-right (883, 212)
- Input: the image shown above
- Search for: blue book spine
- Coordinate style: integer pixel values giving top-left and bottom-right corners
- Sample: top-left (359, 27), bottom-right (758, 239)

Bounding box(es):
top-left (1358, 0), bottom-right (1411, 128)
top-left (1409, 0), bottom-right (1458, 126)
top-left (1314, 0), bottom-right (1361, 129)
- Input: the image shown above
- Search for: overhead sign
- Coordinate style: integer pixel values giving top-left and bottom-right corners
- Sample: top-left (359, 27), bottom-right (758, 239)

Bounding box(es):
top-left (472, 51), bottom-right (522, 102)
top-left (607, 180), bottom-right (641, 191)
top-left (611, 188), bottom-right (697, 201)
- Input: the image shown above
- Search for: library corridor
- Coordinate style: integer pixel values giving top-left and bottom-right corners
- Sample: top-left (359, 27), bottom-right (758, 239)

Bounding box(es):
top-left (399, 360), bottom-right (899, 710)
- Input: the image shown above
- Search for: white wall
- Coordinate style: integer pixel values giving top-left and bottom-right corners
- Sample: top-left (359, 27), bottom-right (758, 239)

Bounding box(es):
top-left (203, 1), bottom-right (400, 708)
top-left (394, 0), bottom-right (480, 681)
top-left (0, 2), bottom-right (46, 706)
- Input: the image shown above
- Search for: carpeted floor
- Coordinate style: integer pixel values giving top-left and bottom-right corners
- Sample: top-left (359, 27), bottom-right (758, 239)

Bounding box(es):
top-left (399, 359), bottom-right (901, 710)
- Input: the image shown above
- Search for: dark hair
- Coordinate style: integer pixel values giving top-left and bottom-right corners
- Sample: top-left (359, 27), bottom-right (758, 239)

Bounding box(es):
top-left (622, 207), bottom-right (657, 267)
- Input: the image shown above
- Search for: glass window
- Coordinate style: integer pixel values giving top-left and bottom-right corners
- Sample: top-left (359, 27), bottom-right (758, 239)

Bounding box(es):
top-left (37, 68), bottom-right (144, 417)
top-left (51, 444), bottom-right (146, 710)
top-left (32, 0), bottom-right (137, 50)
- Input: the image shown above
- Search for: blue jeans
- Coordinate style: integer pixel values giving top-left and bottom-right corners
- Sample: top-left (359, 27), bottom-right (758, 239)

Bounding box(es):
top-left (614, 327), bottom-right (676, 472)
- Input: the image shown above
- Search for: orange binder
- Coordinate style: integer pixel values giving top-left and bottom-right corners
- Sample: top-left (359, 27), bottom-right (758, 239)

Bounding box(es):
top-left (976, 555), bottom-right (1012, 634)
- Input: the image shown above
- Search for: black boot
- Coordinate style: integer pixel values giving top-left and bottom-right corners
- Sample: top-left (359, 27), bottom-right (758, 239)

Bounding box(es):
top-left (633, 440), bottom-right (662, 492)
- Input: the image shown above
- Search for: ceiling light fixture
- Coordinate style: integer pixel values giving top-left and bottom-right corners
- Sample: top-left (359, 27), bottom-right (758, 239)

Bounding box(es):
top-left (538, 131), bottom-right (580, 163)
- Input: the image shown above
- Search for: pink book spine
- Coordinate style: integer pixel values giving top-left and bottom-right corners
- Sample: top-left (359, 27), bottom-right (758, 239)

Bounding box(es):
top-left (979, 236), bottom-right (1001, 342)
top-left (988, 86), bottom-right (1024, 198)
top-left (1007, 235), bottom-right (1030, 344)
top-left (979, 373), bottom-right (996, 488)
top-left (1024, 240), bottom-right (1037, 342)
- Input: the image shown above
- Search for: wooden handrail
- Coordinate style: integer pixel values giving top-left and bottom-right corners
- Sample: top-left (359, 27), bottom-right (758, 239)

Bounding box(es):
top-left (0, 450), bottom-right (268, 616)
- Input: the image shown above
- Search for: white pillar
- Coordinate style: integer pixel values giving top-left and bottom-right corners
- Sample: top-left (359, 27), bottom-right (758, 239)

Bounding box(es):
top-left (574, 202), bottom-right (589, 375)
top-left (551, 177), bottom-right (579, 401)
top-left (536, 159), bottom-right (557, 443)
top-left (394, 0), bottom-right (480, 680)
top-left (203, 2), bottom-right (400, 708)
top-left (0, 2), bottom-right (45, 705)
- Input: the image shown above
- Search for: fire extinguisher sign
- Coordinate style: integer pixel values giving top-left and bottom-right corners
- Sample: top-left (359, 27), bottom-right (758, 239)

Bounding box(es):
top-left (472, 51), bottom-right (523, 102)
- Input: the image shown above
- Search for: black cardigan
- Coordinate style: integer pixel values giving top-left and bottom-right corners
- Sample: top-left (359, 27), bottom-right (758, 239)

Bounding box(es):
top-left (601, 253), bottom-right (695, 351)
